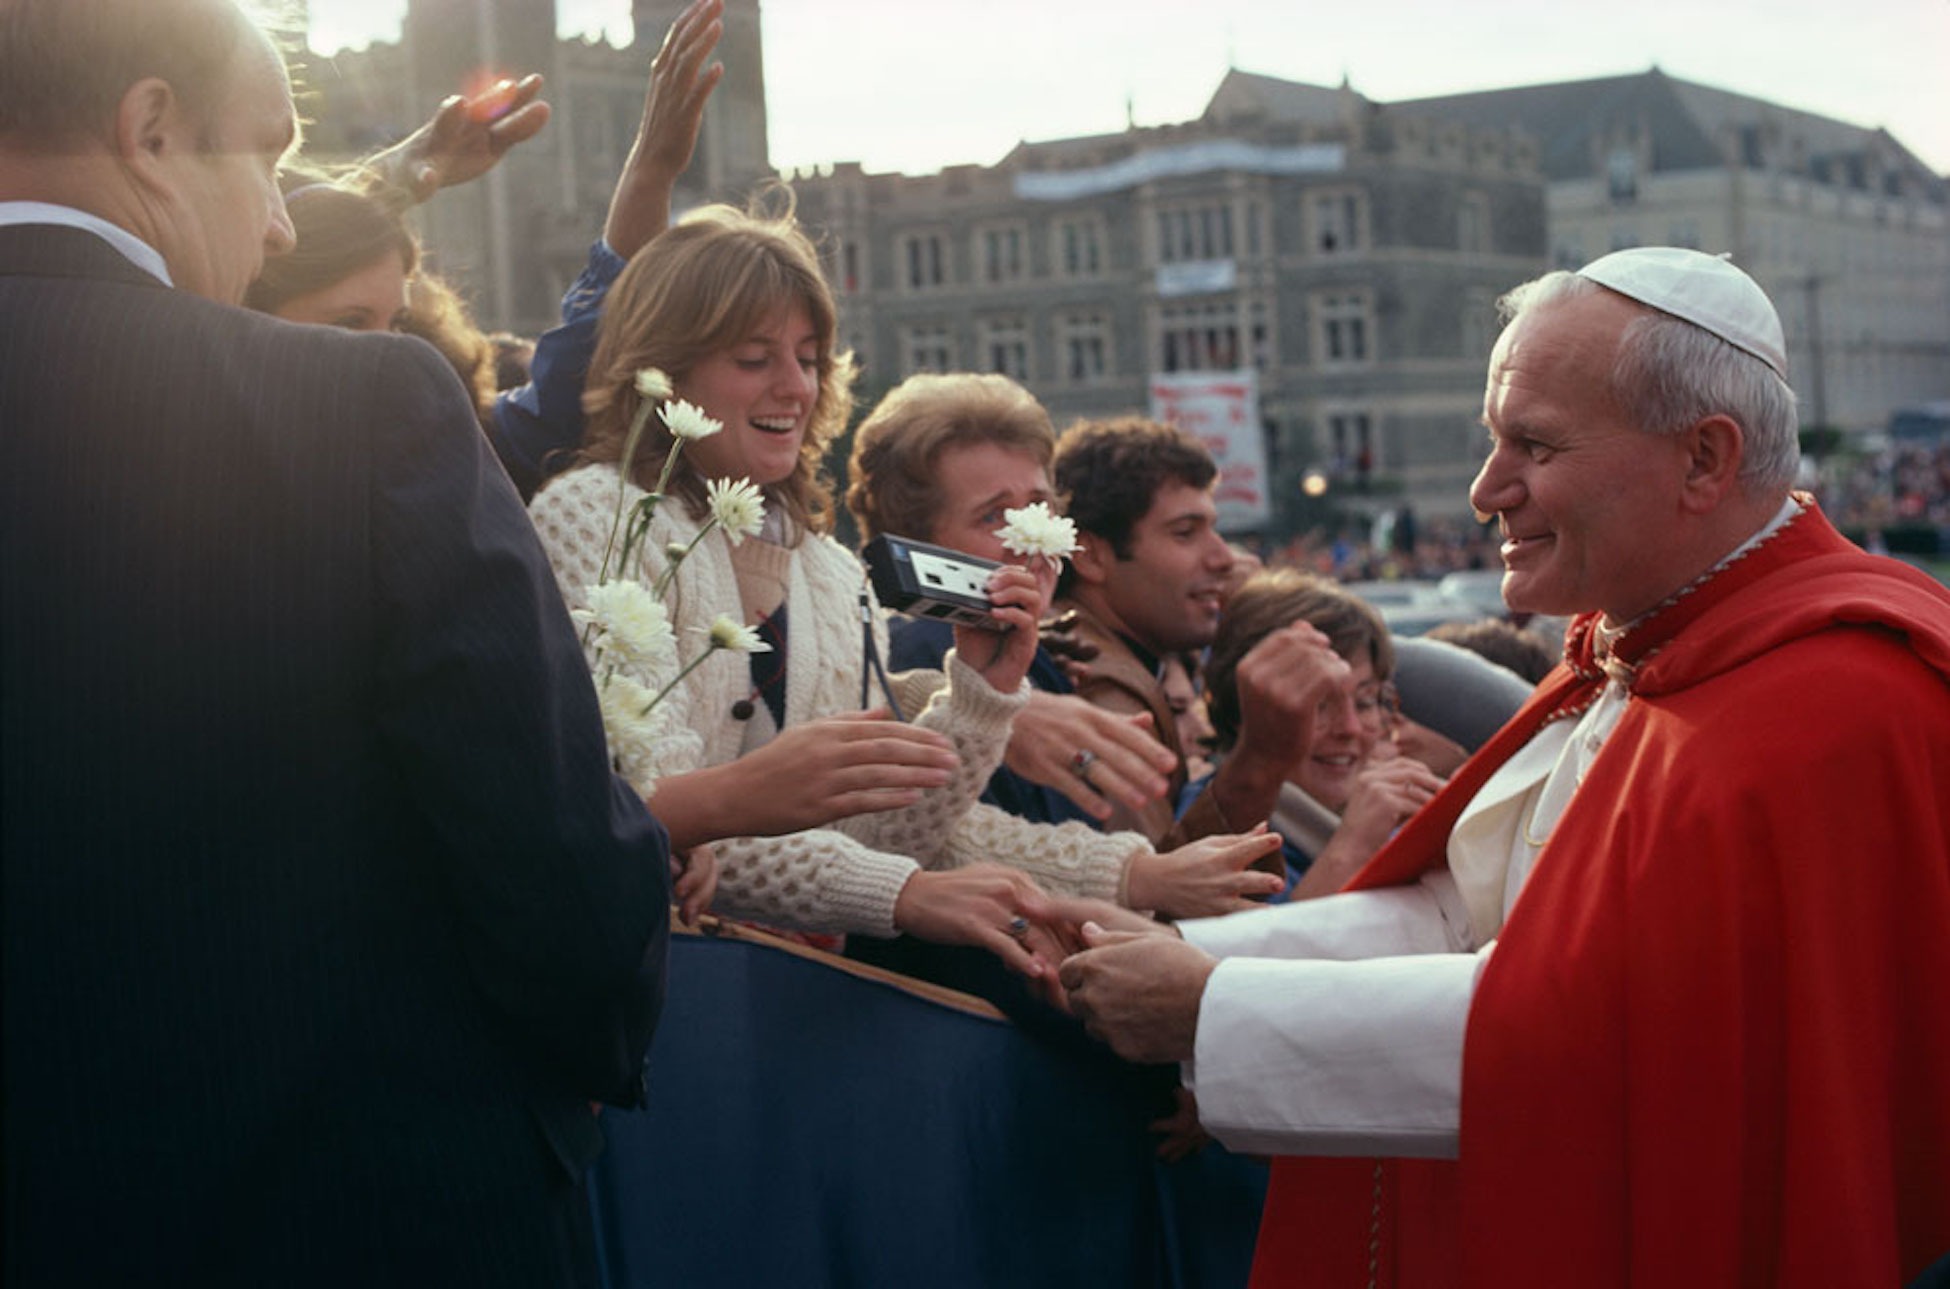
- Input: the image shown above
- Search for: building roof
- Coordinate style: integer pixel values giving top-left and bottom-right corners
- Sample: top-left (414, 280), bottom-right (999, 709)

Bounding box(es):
top-left (1391, 69), bottom-right (1944, 201)
top-left (1202, 69), bottom-right (1364, 127)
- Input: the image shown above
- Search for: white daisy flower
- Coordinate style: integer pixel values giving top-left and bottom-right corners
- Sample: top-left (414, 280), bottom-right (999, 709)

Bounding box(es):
top-left (574, 580), bottom-right (678, 675)
top-left (997, 501), bottom-right (1081, 565)
top-left (706, 614), bottom-right (771, 655)
top-left (633, 367), bottom-right (673, 401)
top-left (706, 477), bottom-right (766, 546)
top-left (660, 398), bottom-right (722, 442)
top-left (596, 673), bottom-right (665, 797)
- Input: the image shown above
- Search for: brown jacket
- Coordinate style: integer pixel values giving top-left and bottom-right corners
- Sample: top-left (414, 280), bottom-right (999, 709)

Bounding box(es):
top-left (1049, 598), bottom-right (1245, 855)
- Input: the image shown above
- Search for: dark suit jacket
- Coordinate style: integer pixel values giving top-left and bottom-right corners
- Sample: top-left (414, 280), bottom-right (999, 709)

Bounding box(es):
top-left (1, 225), bottom-right (670, 1287)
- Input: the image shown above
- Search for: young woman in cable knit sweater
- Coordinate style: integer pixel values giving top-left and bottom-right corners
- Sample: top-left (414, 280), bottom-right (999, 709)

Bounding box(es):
top-left (528, 203), bottom-right (1117, 973)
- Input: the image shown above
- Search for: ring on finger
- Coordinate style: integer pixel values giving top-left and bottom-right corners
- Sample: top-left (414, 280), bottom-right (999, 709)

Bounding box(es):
top-left (1070, 748), bottom-right (1099, 781)
top-left (1006, 916), bottom-right (1030, 940)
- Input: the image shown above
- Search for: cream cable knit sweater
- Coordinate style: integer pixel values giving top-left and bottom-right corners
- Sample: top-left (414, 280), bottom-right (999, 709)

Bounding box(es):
top-left (530, 464), bottom-right (1135, 935)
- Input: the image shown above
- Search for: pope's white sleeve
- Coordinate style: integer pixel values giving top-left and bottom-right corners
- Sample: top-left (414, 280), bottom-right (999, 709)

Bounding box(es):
top-left (1184, 949), bottom-right (1486, 1159)
top-left (1180, 871), bottom-right (1474, 963)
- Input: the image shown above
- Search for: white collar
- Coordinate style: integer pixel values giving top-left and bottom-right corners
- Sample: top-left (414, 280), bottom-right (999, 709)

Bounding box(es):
top-left (0, 202), bottom-right (173, 287)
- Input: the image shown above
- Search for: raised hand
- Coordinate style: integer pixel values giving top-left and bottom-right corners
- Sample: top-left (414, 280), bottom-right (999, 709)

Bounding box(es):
top-left (1335, 752), bottom-right (1446, 857)
top-left (603, 0), bottom-right (726, 258)
top-left (1197, 621), bottom-right (1352, 831)
top-left (1121, 828), bottom-right (1286, 918)
top-left (377, 73), bottom-right (551, 203)
top-left (1003, 694), bottom-right (1174, 820)
top-left (1232, 620), bottom-right (1351, 769)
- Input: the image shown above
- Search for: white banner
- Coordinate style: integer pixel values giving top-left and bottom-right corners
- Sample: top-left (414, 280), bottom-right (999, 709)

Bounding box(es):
top-left (1149, 370), bottom-right (1270, 530)
top-left (1013, 140), bottom-right (1345, 202)
top-left (1155, 260), bottom-right (1238, 298)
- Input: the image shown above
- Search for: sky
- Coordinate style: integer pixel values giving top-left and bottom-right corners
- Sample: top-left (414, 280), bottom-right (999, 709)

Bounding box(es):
top-left (309, 0), bottom-right (1950, 178)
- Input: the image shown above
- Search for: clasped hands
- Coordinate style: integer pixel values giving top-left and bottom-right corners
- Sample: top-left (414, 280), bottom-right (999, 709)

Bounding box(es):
top-left (1003, 897), bottom-right (1216, 1067)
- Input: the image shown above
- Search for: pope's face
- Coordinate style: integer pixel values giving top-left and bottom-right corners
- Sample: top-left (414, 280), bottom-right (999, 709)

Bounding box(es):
top-left (1469, 291), bottom-right (1694, 622)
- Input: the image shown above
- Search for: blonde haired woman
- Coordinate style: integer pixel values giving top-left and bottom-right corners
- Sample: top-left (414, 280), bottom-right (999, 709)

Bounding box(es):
top-left (531, 204), bottom-right (1074, 972)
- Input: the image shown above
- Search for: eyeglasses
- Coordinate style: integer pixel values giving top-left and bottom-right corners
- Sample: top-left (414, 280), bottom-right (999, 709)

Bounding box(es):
top-left (1314, 682), bottom-right (1400, 727)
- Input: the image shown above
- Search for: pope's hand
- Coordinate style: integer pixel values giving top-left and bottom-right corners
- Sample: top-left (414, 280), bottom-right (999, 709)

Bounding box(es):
top-left (1059, 922), bottom-right (1216, 1065)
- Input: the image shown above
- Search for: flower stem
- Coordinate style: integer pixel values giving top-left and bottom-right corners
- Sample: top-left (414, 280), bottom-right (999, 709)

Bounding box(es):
top-left (652, 515), bottom-right (722, 598)
top-left (641, 642), bottom-right (722, 715)
top-left (603, 399), bottom-right (659, 586)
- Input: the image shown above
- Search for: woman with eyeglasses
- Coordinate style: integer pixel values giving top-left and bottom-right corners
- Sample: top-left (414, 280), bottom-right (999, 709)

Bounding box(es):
top-left (1201, 568), bottom-right (1446, 900)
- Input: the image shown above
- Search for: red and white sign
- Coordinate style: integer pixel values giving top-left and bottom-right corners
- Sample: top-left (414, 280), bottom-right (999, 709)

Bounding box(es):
top-left (1149, 370), bottom-right (1269, 530)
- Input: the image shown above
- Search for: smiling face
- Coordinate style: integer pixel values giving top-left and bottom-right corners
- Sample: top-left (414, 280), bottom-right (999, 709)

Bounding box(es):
top-left (927, 441), bottom-right (1054, 563)
top-left (270, 252), bottom-right (410, 331)
top-left (1091, 479), bottom-right (1235, 654)
top-left (1469, 291), bottom-right (1694, 622)
top-left (1289, 652), bottom-right (1386, 812)
top-left (675, 299), bottom-right (821, 488)
top-left (153, 31), bottom-right (298, 305)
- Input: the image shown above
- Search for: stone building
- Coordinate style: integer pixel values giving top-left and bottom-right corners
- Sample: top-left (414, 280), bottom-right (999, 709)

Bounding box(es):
top-left (297, 11), bottom-right (1950, 522)
top-left (790, 70), bottom-right (1548, 528)
top-left (1402, 70), bottom-right (1950, 436)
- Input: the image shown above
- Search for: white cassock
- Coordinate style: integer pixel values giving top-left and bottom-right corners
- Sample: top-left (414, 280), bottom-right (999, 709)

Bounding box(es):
top-left (1182, 714), bottom-right (1579, 1158)
top-left (1183, 500), bottom-right (1796, 1159)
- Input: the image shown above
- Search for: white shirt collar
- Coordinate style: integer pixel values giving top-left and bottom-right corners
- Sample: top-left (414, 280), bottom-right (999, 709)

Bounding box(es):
top-left (0, 202), bottom-right (173, 287)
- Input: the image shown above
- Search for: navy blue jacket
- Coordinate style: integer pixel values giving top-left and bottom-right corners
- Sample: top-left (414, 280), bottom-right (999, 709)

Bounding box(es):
top-left (1, 226), bottom-right (669, 1287)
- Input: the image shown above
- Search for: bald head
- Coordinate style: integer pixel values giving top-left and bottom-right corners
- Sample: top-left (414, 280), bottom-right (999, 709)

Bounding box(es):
top-left (0, 0), bottom-right (299, 304)
top-left (0, 0), bottom-right (265, 151)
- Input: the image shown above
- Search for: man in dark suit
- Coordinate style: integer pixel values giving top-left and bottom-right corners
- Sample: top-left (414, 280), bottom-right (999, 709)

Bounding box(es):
top-left (0, 1), bottom-right (672, 1282)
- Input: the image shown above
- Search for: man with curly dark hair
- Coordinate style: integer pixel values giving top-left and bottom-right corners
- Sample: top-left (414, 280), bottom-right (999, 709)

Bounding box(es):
top-left (1051, 418), bottom-right (1346, 852)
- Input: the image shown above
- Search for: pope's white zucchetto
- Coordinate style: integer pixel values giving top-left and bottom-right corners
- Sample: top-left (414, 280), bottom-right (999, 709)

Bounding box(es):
top-left (1577, 247), bottom-right (1789, 381)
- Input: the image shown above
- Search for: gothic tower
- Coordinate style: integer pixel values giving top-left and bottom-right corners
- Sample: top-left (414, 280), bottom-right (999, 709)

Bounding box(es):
top-left (400, 0), bottom-right (562, 329)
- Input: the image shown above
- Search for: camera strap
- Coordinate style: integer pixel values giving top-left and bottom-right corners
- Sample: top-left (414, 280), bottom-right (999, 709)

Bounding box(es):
top-left (858, 583), bottom-right (906, 719)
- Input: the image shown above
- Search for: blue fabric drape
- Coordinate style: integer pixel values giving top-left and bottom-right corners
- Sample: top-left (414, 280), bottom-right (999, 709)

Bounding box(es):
top-left (591, 932), bottom-right (1264, 1288)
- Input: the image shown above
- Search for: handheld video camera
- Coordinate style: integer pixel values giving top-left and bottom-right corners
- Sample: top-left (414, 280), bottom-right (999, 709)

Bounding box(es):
top-left (862, 534), bottom-right (1006, 631)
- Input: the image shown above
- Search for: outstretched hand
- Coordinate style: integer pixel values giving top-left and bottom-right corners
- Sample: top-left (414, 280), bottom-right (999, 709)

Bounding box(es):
top-left (723, 709), bottom-right (958, 831)
top-left (378, 73), bottom-right (551, 203)
top-left (648, 709), bottom-right (957, 851)
top-left (604, 0), bottom-right (726, 258)
top-left (1003, 694), bottom-right (1174, 821)
top-left (892, 864), bottom-right (1060, 980)
top-left (1121, 828), bottom-right (1286, 918)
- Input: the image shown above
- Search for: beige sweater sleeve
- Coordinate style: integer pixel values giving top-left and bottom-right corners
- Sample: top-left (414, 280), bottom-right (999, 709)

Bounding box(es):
top-left (941, 805), bottom-right (1141, 902)
top-left (836, 652), bottom-right (1026, 863)
top-left (884, 667), bottom-right (1142, 901)
top-left (530, 466), bottom-right (920, 937)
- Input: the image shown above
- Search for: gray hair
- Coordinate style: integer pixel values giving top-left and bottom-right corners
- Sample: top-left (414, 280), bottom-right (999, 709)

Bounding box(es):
top-left (1498, 271), bottom-right (1800, 493)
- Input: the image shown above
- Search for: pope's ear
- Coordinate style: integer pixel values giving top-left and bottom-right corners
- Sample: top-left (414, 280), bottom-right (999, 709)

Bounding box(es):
top-left (1678, 413), bottom-right (1745, 513)
top-left (1069, 531), bottom-right (1114, 587)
